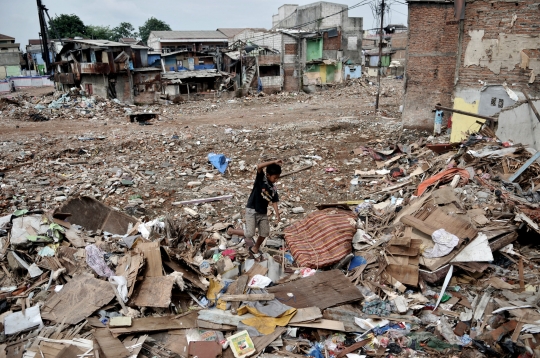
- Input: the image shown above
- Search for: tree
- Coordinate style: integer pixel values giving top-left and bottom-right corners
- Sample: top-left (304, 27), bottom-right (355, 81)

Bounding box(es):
top-left (139, 17), bottom-right (171, 44)
top-left (112, 22), bottom-right (138, 42)
top-left (86, 25), bottom-right (114, 40)
top-left (48, 14), bottom-right (86, 39)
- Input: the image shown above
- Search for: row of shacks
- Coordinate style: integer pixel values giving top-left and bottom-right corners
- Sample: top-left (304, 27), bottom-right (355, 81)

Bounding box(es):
top-left (51, 27), bottom-right (364, 104)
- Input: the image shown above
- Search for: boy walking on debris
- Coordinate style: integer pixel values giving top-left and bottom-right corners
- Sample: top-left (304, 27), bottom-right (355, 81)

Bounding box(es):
top-left (229, 160), bottom-right (282, 260)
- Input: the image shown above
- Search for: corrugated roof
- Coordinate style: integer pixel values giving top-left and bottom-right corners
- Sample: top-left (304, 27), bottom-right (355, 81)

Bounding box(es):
top-left (28, 39), bottom-right (43, 45)
top-left (67, 39), bottom-right (129, 47)
top-left (119, 38), bottom-right (138, 43)
top-left (150, 31), bottom-right (227, 40)
top-left (0, 34), bottom-right (15, 40)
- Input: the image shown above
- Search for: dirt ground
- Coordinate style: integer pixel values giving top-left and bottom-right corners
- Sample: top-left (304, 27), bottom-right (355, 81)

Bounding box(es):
top-left (0, 78), bottom-right (424, 224)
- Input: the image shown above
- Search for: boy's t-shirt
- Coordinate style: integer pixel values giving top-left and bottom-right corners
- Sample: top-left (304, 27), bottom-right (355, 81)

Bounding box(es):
top-left (246, 171), bottom-right (279, 214)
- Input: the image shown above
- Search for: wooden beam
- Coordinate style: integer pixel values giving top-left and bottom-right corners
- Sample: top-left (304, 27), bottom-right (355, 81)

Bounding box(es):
top-left (435, 105), bottom-right (496, 122)
top-left (523, 90), bottom-right (540, 123)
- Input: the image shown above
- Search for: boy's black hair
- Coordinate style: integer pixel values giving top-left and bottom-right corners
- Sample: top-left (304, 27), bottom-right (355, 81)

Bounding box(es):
top-left (266, 163), bottom-right (282, 176)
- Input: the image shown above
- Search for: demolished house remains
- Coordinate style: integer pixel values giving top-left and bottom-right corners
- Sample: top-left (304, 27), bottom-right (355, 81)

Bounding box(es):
top-left (1, 0), bottom-right (540, 357)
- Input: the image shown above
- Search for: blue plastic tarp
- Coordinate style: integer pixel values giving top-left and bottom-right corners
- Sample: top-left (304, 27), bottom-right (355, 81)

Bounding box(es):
top-left (208, 153), bottom-right (230, 174)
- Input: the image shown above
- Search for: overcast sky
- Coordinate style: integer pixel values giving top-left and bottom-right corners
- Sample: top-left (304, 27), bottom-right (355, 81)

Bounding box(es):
top-left (1, 0), bottom-right (407, 47)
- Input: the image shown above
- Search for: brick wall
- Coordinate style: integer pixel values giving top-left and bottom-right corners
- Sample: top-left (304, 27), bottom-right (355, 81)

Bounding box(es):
top-left (457, 0), bottom-right (540, 92)
top-left (403, 0), bottom-right (540, 129)
top-left (402, 2), bottom-right (458, 128)
top-left (283, 66), bottom-right (299, 92)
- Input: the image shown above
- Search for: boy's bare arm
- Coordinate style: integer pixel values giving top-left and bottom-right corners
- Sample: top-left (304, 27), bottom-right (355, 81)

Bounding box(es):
top-left (272, 202), bottom-right (280, 222)
top-left (256, 159), bottom-right (283, 172)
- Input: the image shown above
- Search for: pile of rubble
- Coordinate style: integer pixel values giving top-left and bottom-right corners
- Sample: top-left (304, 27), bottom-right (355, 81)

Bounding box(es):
top-left (0, 80), bottom-right (539, 358)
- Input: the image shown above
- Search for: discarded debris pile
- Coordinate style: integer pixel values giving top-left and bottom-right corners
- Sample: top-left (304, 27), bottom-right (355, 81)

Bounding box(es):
top-left (0, 119), bottom-right (539, 358)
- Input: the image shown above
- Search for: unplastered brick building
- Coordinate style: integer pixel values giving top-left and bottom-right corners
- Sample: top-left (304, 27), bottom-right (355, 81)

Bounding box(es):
top-left (402, 0), bottom-right (540, 147)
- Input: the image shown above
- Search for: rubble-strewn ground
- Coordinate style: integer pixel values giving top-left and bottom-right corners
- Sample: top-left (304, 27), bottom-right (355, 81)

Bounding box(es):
top-left (0, 78), bottom-right (413, 220)
top-left (1, 78), bottom-right (540, 358)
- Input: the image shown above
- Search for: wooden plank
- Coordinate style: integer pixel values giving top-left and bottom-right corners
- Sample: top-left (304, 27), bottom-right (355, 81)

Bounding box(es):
top-left (386, 264), bottom-right (419, 286)
top-left (230, 275), bottom-right (249, 314)
top-left (38, 341), bottom-right (65, 358)
top-left (220, 294), bottom-right (275, 302)
top-left (289, 319), bottom-right (345, 331)
top-left (336, 339), bottom-right (371, 358)
top-left (162, 259), bottom-right (207, 291)
top-left (109, 312), bottom-right (198, 337)
top-left (130, 276), bottom-right (174, 308)
top-left (197, 320), bottom-right (236, 331)
top-left (401, 215), bottom-right (437, 235)
top-left (289, 307), bottom-right (322, 324)
top-left (135, 242), bottom-right (163, 277)
top-left (55, 345), bottom-right (85, 358)
top-left (266, 270), bottom-right (363, 310)
top-left (252, 327), bottom-right (286, 355)
top-left (387, 239), bottom-right (421, 256)
top-left (425, 208), bottom-right (478, 239)
top-left (41, 273), bottom-right (116, 325)
top-left (512, 322), bottom-right (524, 342)
top-left (63, 228), bottom-right (86, 248)
top-left (116, 252), bottom-right (144, 298)
top-left (245, 263), bottom-right (268, 282)
top-left (94, 328), bottom-right (131, 358)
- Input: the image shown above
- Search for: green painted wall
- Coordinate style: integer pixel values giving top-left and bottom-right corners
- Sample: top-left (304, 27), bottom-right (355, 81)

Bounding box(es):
top-left (6, 66), bottom-right (20, 77)
top-left (306, 39), bottom-right (322, 61)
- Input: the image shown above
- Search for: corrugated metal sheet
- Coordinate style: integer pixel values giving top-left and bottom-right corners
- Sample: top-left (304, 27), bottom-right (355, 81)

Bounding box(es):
top-left (80, 63), bottom-right (110, 74)
top-left (151, 30), bottom-right (227, 40)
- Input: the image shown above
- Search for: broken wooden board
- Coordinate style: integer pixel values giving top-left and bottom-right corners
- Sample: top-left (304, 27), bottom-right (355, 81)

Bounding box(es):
top-left (425, 208), bottom-right (478, 240)
top-left (130, 276), bottom-right (174, 308)
top-left (135, 241), bottom-right (163, 277)
top-left (230, 275), bottom-right (249, 314)
top-left (56, 345), bottom-right (86, 358)
top-left (94, 328), bottom-right (130, 358)
top-left (162, 259), bottom-right (207, 291)
top-left (386, 264), bottom-right (419, 286)
top-left (245, 263), bottom-right (269, 282)
top-left (109, 312), bottom-right (198, 337)
top-left (266, 270), bottom-right (363, 310)
top-left (289, 319), bottom-right (345, 331)
top-left (116, 252), bottom-right (144, 298)
top-left (63, 228), bottom-right (86, 248)
top-left (252, 327), bottom-right (286, 355)
top-left (289, 307), bottom-right (322, 324)
top-left (386, 239), bottom-right (422, 256)
top-left (60, 196), bottom-right (137, 235)
top-left (197, 320), bottom-right (237, 331)
top-left (41, 273), bottom-right (115, 324)
top-left (38, 341), bottom-right (77, 358)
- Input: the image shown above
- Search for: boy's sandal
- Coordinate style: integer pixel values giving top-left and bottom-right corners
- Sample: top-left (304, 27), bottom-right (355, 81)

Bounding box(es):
top-left (248, 247), bottom-right (262, 262)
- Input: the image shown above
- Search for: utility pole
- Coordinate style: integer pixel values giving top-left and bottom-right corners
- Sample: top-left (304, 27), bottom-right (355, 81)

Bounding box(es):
top-left (375, 0), bottom-right (385, 110)
top-left (36, 0), bottom-right (51, 74)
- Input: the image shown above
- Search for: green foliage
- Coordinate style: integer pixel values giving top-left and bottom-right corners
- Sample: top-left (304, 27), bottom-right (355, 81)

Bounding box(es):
top-left (86, 25), bottom-right (115, 40)
top-left (48, 14), bottom-right (87, 39)
top-left (139, 17), bottom-right (172, 44)
top-left (112, 22), bottom-right (138, 42)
